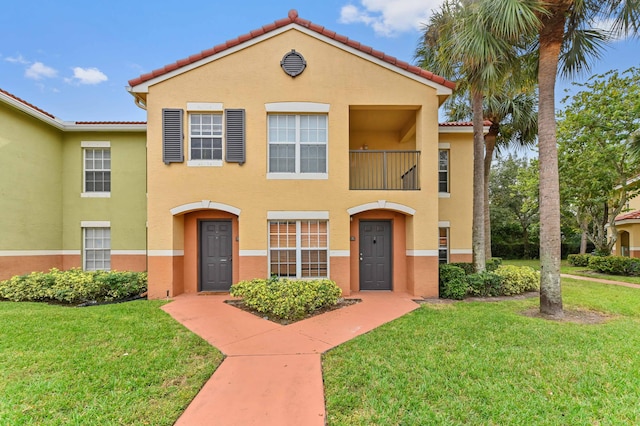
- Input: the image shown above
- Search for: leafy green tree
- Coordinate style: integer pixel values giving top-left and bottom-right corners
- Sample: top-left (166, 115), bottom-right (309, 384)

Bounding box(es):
top-left (490, 155), bottom-right (539, 258)
top-left (558, 68), bottom-right (640, 255)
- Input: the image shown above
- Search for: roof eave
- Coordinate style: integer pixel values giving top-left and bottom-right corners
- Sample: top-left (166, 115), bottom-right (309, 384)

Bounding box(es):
top-left (127, 23), bottom-right (454, 96)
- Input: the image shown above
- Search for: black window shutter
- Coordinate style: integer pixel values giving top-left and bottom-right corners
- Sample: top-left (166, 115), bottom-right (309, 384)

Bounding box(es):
top-left (225, 109), bottom-right (245, 164)
top-left (162, 108), bottom-right (184, 164)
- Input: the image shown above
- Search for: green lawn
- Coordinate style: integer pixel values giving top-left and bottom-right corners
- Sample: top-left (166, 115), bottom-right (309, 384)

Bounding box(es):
top-left (502, 259), bottom-right (640, 284)
top-left (323, 278), bottom-right (640, 425)
top-left (0, 300), bottom-right (222, 425)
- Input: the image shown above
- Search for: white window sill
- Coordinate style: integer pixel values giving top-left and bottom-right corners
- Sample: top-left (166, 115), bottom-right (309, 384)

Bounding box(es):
top-left (438, 192), bottom-right (451, 198)
top-left (267, 173), bottom-right (328, 180)
top-left (187, 160), bottom-right (223, 167)
top-left (81, 192), bottom-right (111, 198)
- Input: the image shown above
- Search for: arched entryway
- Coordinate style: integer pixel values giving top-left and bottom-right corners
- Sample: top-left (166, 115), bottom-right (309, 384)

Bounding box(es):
top-left (620, 231), bottom-right (630, 257)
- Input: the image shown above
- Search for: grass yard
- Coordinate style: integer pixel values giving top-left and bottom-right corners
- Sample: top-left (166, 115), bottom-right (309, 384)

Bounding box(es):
top-left (323, 278), bottom-right (640, 425)
top-left (0, 300), bottom-right (222, 425)
top-left (502, 258), bottom-right (640, 284)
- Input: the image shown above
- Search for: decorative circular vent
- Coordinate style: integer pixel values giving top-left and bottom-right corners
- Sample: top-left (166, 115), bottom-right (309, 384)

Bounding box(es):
top-left (281, 50), bottom-right (306, 77)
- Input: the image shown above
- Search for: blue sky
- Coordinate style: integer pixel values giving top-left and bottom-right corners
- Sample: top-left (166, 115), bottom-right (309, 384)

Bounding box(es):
top-left (1, 0), bottom-right (638, 122)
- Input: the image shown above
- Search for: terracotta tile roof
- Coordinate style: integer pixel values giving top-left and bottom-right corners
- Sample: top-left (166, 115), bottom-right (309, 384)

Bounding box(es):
top-left (74, 121), bottom-right (147, 125)
top-left (0, 87), bottom-right (56, 119)
top-left (439, 121), bottom-right (492, 126)
top-left (616, 210), bottom-right (640, 221)
top-left (128, 9), bottom-right (455, 90)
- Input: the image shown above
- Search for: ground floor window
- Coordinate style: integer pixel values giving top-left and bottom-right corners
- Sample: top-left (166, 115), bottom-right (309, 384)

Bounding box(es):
top-left (269, 220), bottom-right (328, 278)
top-left (84, 227), bottom-right (111, 271)
top-left (439, 227), bottom-right (449, 264)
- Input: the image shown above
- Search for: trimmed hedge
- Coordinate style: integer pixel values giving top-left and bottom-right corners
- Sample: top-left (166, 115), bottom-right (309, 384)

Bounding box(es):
top-left (493, 265), bottom-right (540, 296)
top-left (0, 268), bottom-right (147, 304)
top-left (587, 255), bottom-right (640, 276)
top-left (466, 271), bottom-right (504, 297)
top-left (230, 277), bottom-right (342, 321)
top-left (567, 254), bottom-right (591, 267)
top-left (449, 262), bottom-right (475, 275)
top-left (439, 264), bottom-right (539, 299)
top-left (438, 264), bottom-right (468, 300)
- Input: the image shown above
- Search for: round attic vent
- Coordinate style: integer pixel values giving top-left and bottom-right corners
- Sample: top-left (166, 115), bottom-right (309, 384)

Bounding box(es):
top-left (281, 50), bottom-right (306, 77)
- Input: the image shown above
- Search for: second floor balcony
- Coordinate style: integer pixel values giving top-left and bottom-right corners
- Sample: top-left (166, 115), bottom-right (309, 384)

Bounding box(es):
top-left (349, 150), bottom-right (420, 190)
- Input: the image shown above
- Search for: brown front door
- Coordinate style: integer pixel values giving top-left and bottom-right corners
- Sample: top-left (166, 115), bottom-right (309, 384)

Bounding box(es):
top-left (200, 220), bottom-right (232, 291)
top-left (359, 220), bottom-right (392, 290)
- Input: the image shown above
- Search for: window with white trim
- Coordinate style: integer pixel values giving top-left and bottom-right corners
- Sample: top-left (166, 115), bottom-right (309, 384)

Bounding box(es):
top-left (84, 148), bottom-right (111, 193)
top-left (269, 220), bottom-right (328, 277)
top-left (439, 149), bottom-right (449, 193)
top-left (439, 227), bottom-right (449, 264)
top-left (268, 114), bottom-right (327, 178)
top-left (189, 113), bottom-right (223, 166)
top-left (84, 227), bottom-right (111, 271)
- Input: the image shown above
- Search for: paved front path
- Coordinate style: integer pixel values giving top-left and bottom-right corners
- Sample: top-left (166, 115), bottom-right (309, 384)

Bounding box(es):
top-left (561, 274), bottom-right (640, 289)
top-left (161, 292), bottom-right (420, 425)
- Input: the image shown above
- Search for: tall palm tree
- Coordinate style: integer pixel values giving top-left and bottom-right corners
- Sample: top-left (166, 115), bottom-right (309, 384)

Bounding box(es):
top-left (417, 0), bottom-right (541, 271)
top-left (536, 0), bottom-right (639, 317)
top-left (419, 78), bottom-right (538, 260)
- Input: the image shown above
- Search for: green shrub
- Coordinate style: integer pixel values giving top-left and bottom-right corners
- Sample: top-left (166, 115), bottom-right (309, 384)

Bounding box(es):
top-left (493, 265), bottom-right (540, 296)
top-left (439, 264), bottom-right (467, 300)
top-left (568, 254), bottom-right (591, 267)
top-left (449, 262), bottom-right (475, 275)
top-left (587, 255), bottom-right (640, 276)
top-left (0, 269), bottom-right (147, 304)
top-left (486, 257), bottom-right (503, 272)
top-left (230, 278), bottom-right (342, 321)
top-left (466, 271), bottom-right (504, 297)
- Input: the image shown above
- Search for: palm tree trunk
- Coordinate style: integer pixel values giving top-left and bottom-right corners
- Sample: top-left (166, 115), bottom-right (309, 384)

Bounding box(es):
top-left (484, 127), bottom-right (498, 260)
top-left (472, 89), bottom-right (486, 272)
top-left (538, 6), bottom-right (568, 317)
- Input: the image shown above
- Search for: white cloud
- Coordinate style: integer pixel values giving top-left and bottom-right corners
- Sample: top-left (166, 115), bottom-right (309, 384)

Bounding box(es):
top-left (5, 54), bottom-right (29, 64)
top-left (340, 0), bottom-right (443, 36)
top-left (592, 18), bottom-right (630, 41)
top-left (68, 67), bottom-right (108, 85)
top-left (25, 62), bottom-right (58, 80)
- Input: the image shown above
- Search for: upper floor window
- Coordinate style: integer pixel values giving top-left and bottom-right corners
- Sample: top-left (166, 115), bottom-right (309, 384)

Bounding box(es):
top-left (82, 141), bottom-right (111, 197)
top-left (189, 113), bottom-right (223, 166)
top-left (439, 149), bottom-right (449, 193)
top-left (268, 114), bottom-right (327, 179)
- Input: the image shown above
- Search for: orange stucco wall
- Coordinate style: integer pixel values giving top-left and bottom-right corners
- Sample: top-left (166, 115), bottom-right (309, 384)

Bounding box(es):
top-left (148, 255), bottom-right (184, 299)
top-left (238, 256), bottom-right (269, 281)
top-left (183, 210), bottom-right (239, 293)
top-left (408, 255), bottom-right (439, 297)
top-left (111, 255), bottom-right (147, 272)
top-left (330, 256), bottom-right (351, 296)
top-left (0, 255), bottom-right (63, 280)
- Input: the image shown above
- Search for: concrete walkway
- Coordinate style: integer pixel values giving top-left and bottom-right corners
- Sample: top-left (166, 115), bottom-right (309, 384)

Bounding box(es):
top-left (561, 273), bottom-right (640, 289)
top-left (161, 292), bottom-right (420, 425)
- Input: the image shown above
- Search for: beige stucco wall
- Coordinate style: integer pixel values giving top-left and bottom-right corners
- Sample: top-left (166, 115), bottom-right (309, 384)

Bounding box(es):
top-left (144, 28), bottom-right (442, 253)
top-left (438, 132), bottom-right (473, 255)
top-left (0, 103), bottom-right (63, 250)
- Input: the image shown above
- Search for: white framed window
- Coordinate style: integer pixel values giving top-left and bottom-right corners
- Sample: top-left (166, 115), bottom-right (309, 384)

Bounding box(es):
top-left (439, 227), bottom-right (449, 264)
top-left (269, 220), bottom-right (328, 278)
top-left (83, 226), bottom-right (111, 271)
top-left (268, 114), bottom-right (328, 179)
top-left (439, 149), bottom-right (449, 193)
top-left (188, 113), bottom-right (223, 166)
top-left (82, 142), bottom-right (111, 197)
